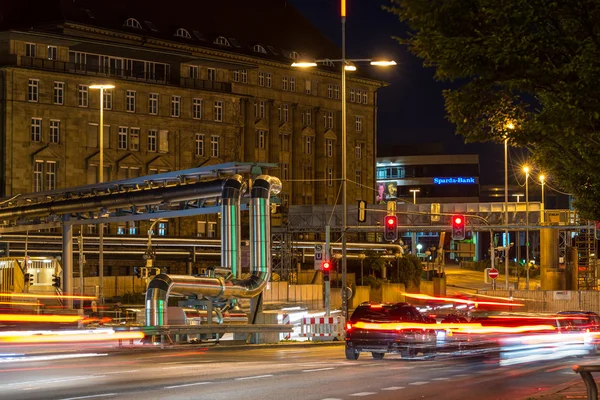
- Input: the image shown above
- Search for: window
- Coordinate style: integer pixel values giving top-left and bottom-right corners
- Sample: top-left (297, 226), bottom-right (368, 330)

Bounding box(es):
top-left (266, 73), bottom-right (272, 88)
top-left (305, 108), bottom-right (312, 126)
top-left (53, 82), bottom-right (64, 105)
top-left (256, 130), bottom-right (265, 149)
top-left (323, 111), bottom-right (334, 129)
top-left (130, 128), bottom-right (140, 151)
top-left (327, 168), bottom-right (333, 186)
top-left (49, 120), bottom-right (60, 143)
top-left (125, 18), bottom-right (142, 29)
top-left (254, 44), bottom-right (267, 54)
top-left (213, 101), bottom-right (223, 122)
top-left (171, 95), bottom-right (181, 117)
top-left (159, 130), bottom-right (169, 153)
top-left (258, 72), bottom-right (265, 86)
top-left (33, 161), bottom-right (43, 192)
top-left (31, 118), bottom-right (42, 142)
top-left (126, 90), bottom-right (136, 112)
top-left (175, 28), bottom-right (191, 38)
top-left (78, 85), bottom-right (88, 107)
top-left (117, 223), bottom-right (126, 235)
top-left (128, 221), bottom-right (138, 235)
top-left (282, 76), bottom-right (288, 91)
top-left (147, 130), bottom-right (157, 152)
top-left (290, 77), bottom-right (296, 91)
top-left (28, 79), bottom-right (39, 102)
top-left (193, 98), bottom-right (202, 119)
top-left (327, 84), bottom-right (333, 98)
top-left (256, 100), bottom-right (265, 119)
top-left (280, 133), bottom-right (290, 152)
top-left (189, 65), bottom-right (199, 79)
top-left (305, 80), bottom-right (312, 95)
top-left (241, 69), bottom-right (247, 83)
top-left (363, 91), bottom-right (368, 104)
top-left (46, 161), bottom-right (56, 190)
top-left (214, 36), bottom-right (230, 46)
top-left (47, 46), bottom-right (57, 60)
top-left (283, 104), bottom-right (289, 122)
top-left (118, 127), bottom-right (128, 150)
top-left (304, 136), bottom-right (312, 155)
top-left (210, 135), bottom-right (220, 157)
top-left (350, 89), bottom-right (355, 103)
top-left (208, 222), bottom-right (217, 238)
top-left (334, 85), bottom-right (340, 99)
top-left (26, 43), bottom-right (36, 58)
top-left (282, 163), bottom-right (289, 180)
top-left (355, 142), bottom-right (364, 160)
top-left (195, 133), bottom-right (204, 156)
top-left (197, 221), bottom-right (206, 237)
top-left (148, 93), bottom-right (158, 115)
top-left (103, 89), bottom-right (112, 110)
top-left (157, 222), bottom-right (167, 236)
top-left (355, 170), bottom-right (362, 187)
top-left (118, 166), bottom-right (140, 180)
top-left (289, 51), bottom-right (300, 60)
top-left (233, 70), bottom-right (239, 82)
top-left (208, 68), bottom-right (216, 81)
top-left (326, 139), bottom-right (333, 157)
top-left (355, 116), bottom-right (363, 132)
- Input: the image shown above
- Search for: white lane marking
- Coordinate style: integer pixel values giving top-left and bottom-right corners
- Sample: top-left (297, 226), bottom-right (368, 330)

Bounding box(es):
top-left (432, 377), bottom-right (450, 381)
top-left (350, 393), bottom-right (377, 397)
top-left (321, 398), bottom-right (343, 400)
top-left (409, 381), bottom-right (429, 385)
top-left (0, 353), bottom-right (108, 364)
top-left (381, 386), bottom-right (405, 390)
top-left (235, 374), bottom-right (273, 381)
top-left (59, 394), bottom-right (118, 400)
top-left (165, 382), bottom-right (209, 389)
top-left (302, 367), bottom-right (335, 373)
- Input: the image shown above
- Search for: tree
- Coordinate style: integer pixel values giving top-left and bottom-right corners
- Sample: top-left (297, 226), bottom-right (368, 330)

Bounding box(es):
top-left (364, 250), bottom-right (386, 277)
top-left (386, 0), bottom-right (600, 220)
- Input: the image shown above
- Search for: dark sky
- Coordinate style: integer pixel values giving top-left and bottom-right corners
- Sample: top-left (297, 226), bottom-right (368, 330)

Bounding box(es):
top-left (287, 0), bottom-right (506, 185)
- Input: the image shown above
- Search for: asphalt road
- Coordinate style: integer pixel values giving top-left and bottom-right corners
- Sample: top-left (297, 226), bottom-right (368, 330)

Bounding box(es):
top-left (0, 344), bottom-right (587, 400)
top-left (444, 264), bottom-right (541, 295)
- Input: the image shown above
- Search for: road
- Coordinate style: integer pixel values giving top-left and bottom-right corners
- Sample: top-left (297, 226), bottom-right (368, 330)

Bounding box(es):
top-left (444, 264), bottom-right (541, 295)
top-left (0, 344), bottom-right (587, 400)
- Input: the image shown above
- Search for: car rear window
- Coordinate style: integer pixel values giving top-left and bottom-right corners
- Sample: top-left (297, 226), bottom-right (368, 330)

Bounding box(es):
top-left (350, 304), bottom-right (422, 322)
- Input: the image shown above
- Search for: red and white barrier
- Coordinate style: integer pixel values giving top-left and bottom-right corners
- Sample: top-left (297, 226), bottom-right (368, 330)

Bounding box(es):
top-left (282, 313), bottom-right (291, 340)
top-left (299, 316), bottom-right (345, 338)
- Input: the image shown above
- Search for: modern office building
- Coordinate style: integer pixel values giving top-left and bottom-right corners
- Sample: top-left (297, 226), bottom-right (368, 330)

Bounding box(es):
top-left (0, 0), bottom-right (384, 245)
top-left (376, 154), bottom-right (480, 204)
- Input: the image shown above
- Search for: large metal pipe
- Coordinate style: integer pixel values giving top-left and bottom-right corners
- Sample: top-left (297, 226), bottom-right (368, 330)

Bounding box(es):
top-left (0, 179), bottom-right (225, 221)
top-left (145, 175), bottom-right (281, 326)
top-left (220, 175), bottom-right (245, 278)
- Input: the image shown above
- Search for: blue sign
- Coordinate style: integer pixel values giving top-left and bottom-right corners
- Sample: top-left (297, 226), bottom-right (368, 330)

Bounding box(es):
top-left (433, 177), bottom-right (476, 185)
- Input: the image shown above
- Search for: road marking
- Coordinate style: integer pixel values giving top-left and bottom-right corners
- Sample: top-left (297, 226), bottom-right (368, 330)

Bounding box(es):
top-left (388, 366), bottom-right (415, 370)
top-left (103, 370), bottom-right (139, 375)
top-left (409, 381), bottom-right (429, 385)
top-left (161, 366), bottom-right (187, 370)
top-left (432, 377), bottom-right (450, 381)
top-left (320, 398), bottom-right (343, 400)
top-left (59, 394), bottom-right (117, 400)
top-left (381, 386), bottom-right (405, 390)
top-left (350, 392), bottom-right (377, 396)
top-left (165, 382), bottom-right (209, 389)
top-left (303, 367), bottom-right (335, 372)
top-left (235, 374), bottom-right (273, 381)
top-left (454, 374), bottom-right (469, 377)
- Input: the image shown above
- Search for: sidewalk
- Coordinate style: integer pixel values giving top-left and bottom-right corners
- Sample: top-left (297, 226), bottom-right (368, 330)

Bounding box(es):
top-left (520, 378), bottom-right (588, 400)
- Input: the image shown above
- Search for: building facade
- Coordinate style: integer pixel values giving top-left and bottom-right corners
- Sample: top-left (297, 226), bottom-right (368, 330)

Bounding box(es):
top-left (0, 0), bottom-right (383, 242)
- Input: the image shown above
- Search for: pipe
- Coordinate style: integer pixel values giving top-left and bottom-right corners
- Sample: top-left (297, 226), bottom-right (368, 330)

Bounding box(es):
top-left (145, 175), bottom-right (281, 326)
top-left (220, 175), bottom-right (245, 279)
top-left (0, 179), bottom-right (225, 220)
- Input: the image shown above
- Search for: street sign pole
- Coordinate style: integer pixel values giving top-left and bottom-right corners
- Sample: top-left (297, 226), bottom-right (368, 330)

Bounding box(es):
top-left (325, 225), bottom-right (331, 317)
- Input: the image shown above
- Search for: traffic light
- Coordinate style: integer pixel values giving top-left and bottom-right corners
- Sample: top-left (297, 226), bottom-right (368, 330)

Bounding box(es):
top-left (452, 214), bottom-right (466, 241)
top-left (52, 274), bottom-right (61, 288)
top-left (134, 267), bottom-right (141, 278)
top-left (384, 215), bottom-right (398, 242)
top-left (322, 260), bottom-right (331, 281)
top-left (24, 273), bottom-right (33, 285)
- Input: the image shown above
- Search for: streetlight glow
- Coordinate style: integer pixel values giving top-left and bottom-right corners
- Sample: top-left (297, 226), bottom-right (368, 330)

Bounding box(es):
top-left (291, 62), bottom-right (318, 68)
top-left (506, 122), bottom-right (515, 130)
top-left (370, 60), bottom-right (397, 66)
top-left (523, 165), bottom-right (530, 174)
top-left (344, 65), bottom-right (357, 71)
top-left (89, 84), bottom-right (115, 90)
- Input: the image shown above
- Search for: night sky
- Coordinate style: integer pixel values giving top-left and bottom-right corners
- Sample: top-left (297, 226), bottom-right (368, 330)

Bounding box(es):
top-left (287, 0), bottom-right (507, 185)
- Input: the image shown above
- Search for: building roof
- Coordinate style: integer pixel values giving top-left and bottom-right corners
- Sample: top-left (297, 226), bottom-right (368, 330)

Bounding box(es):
top-left (0, 0), bottom-right (342, 64)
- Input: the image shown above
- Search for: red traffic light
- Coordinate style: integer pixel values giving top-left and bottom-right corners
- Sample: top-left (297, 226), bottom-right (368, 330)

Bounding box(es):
top-left (386, 217), bottom-right (396, 226)
top-left (322, 261), bottom-right (331, 271)
top-left (454, 216), bottom-right (463, 225)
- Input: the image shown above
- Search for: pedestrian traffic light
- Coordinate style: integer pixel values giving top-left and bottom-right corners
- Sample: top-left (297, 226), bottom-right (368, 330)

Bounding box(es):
top-left (384, 215), bottom-right (398, 242)
top-left (322, 260), bottom-right (331, 281)
top-left (52, 274), bottom-right (61, 288)
top-left (24, 273), bottom-right (33, 285)
top-left (134, 267), bottom-right (141, 279)
top-left (452, 214), bottom-right (466, 241)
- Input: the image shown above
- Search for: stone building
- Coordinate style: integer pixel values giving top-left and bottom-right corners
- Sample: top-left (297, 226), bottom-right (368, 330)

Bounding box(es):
top-left (0, 0), bottom-right (384, 266)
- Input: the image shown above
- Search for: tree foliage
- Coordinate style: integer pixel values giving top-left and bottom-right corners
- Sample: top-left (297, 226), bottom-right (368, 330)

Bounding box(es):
top-left (393, 254), bottom-right (423, 288)
top-left (386, 0), bottom-right (600, 220)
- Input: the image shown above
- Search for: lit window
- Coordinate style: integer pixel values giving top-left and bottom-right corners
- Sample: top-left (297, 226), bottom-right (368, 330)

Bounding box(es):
top-left (175, 28), bottom-right (191, 39)
top-left (49, 120), bottom-right (60, 143)
top-left (214, 36), bottom-right (230, 46)
top-left (128, 221), bottom-right (138, 235)
top-left (53, 82), bottom-right (64, 105)
top-left (195, 133), bottom-right (204, 156)
top-left (125, 18), bottom-right (142, 29)
top-left (130, 128), bottom-right (140, 151)
top-left (158, 222), bottom-right (167, 236)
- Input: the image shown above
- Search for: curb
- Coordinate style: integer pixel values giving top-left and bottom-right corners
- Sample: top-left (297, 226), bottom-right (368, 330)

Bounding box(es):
top-left (519, 379), bottom-right (583, 400)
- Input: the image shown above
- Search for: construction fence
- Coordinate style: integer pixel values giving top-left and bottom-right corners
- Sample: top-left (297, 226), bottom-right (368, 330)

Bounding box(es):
top-left (477, 289), bottom-right (600, 314)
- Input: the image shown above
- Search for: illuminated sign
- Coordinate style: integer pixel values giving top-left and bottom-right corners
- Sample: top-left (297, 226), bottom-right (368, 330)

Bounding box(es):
top-left (433, 177), bottom-right (476, 185)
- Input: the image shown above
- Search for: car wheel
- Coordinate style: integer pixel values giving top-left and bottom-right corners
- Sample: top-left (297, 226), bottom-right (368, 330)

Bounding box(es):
top-left (372, 352), bottom-right (385, 360)
top-left (345, 346), bottom-right (359, 360)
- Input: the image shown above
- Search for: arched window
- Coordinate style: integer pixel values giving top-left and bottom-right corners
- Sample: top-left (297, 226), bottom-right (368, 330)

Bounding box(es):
top-left (289, 51), bottom-right (300, 60)
top-left (214, 36), bottom-right (230, 46)
top-left (175, 28), bottom-right (191, 39)
top-left (124, 18), bottom-right (142, 29)
top-left (253, 44), bottom-right (267, 54)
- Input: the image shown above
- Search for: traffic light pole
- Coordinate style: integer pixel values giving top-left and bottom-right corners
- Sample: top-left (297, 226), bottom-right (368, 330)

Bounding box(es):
top-left (325, 225), bottom-right (330, 317)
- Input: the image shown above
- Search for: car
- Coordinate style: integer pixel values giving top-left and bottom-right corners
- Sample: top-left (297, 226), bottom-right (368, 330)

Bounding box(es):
top-left (344, 302), bottom-right (437, 360)
top-left (556, 311), bottom-right (600, 332)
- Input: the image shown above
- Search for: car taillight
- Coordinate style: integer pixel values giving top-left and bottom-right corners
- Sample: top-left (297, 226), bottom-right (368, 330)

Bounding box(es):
top-left (346, 322), bottom-right (353, 332)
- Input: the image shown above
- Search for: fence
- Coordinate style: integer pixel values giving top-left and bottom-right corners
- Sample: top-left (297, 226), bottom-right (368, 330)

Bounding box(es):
top-left (477, 290), bottom-right (600, 314)
top-left (299, 316), bottom-right (345, 339)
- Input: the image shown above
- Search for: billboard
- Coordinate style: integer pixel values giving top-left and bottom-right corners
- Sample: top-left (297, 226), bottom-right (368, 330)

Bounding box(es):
top-left (376, 182), bottom-right (397, 204)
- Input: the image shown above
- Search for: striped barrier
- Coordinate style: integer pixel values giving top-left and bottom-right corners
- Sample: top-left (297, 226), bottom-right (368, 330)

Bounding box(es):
top-left (282, 313), bottom-right (291, 340)
top-left (299, 316), bottom-right (345, 339)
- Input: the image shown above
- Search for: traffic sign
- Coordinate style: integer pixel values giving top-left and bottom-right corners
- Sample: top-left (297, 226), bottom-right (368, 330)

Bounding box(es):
top-left (314, 244), bottom-right (324, 270)
top-left (488, 268), bottom-right (499, 280)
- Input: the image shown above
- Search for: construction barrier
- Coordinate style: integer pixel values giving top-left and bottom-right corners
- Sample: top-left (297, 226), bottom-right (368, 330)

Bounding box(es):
top-left (281, 313), bottom-right (291, 340)
top-left (299, 316), bottom-right (346, 339)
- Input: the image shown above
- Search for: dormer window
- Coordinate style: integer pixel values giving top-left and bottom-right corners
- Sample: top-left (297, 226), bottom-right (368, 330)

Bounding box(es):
top-left (124, 18), bottom-right (142, 29)
top-left (321, 59), bottom-right (335, 67)
top-left (214, 36), bottom-right (230, 46)
top-left (175, 28), bottom-right (191, 39)
top-left (254, 44), bottom-right (267, 54)
top-left (289, 51), bottom-right (300, 60)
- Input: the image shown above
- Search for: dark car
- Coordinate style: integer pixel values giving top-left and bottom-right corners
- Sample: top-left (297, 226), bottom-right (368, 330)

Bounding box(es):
top-left (557, 311), bottom-right (600, 332)
top-left (345, 302), bottom-right (437, 360)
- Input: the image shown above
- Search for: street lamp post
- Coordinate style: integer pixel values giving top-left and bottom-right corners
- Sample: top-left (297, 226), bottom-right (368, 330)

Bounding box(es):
top-left (523, 165), bottom-right (530, 289)
top-left (89, 84), bottom-right (115, 305)
top-left (504, 136), bottom-right (509, 290)
top-left (409, 189), bottom-right (420, 204)
top-left (358, 253), bottom-right (366, 286)
top-left (540, 174), bottom-right (545, 223)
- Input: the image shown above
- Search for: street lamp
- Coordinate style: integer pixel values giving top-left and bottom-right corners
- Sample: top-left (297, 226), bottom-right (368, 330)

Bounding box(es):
top-left (539, 174), bottom-right (545, 223)
top-left (291, 1), bottom-right (395, 320)
top-left (358, 253), bottom-right (366, 286)
top-left (512, 194), bottom-right (524, 203)
top-left (409, 189), bottom-right (420, 204)
top-left (523, 165), bottom-right (530, 289)
top-left (89, 84), bottom-right (115, 304)
top-left (504, 122), bottom-right (515, 290)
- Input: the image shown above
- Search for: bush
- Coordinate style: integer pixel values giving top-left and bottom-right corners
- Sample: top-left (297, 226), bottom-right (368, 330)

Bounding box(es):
top-left (393, 254), bottom-right (423, 288)
top-left (362, 275), bottom-right (382, 289)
